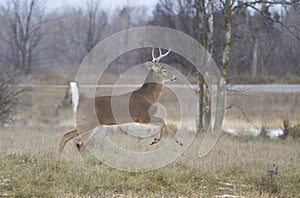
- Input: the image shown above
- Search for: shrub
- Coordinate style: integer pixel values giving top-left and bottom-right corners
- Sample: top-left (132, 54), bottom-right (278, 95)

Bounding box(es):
top-left (0, 66), bottom-right (26, 126)
top-left (289, 125), bottom-right (300, 139)
top-left (256, 164), bottom-right (282, 194)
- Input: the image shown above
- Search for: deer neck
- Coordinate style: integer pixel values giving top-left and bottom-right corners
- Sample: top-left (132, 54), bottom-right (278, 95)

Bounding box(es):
top-left (140, 71), bottom-right (163, 102)
top-left (144, 70), bottom-right (163, 84)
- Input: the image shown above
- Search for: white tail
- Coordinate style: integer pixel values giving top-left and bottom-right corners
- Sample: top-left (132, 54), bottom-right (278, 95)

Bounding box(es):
top-left (58, 48), bottom-right (182, 154)
top-left (70, 82), bottom-right (79, 119)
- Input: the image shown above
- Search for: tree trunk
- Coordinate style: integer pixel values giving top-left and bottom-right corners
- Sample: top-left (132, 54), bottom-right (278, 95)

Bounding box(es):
top-left (221, 0), bottom-right (232, 80)
top-left (196, 0), bottom-right (206, 132)
top-left (207, 0), bottom-right (214, 55)
top-left (216, 0), bottom-right (232, 131)
top-left (252, 37), bottom-right (258, 77)
top-left (196, 0), bottom-right (214, 132)
top-left (196, 72), bottom-right (204, 132)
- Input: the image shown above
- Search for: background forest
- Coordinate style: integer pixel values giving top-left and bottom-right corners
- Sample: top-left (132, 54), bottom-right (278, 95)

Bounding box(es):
top-left (0, 0), bottom-right (299, 85)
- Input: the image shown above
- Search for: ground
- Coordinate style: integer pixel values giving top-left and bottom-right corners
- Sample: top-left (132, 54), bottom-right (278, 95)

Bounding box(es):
top-left (0, 87), bottom-right (299, 197)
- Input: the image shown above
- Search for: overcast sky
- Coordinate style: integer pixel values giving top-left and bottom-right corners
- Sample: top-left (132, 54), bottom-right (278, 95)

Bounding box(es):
top-left (49, 0), bottom-right (158, 14)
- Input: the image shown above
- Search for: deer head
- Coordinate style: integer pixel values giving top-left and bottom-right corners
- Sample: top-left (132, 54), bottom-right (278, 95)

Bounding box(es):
top-left (146, 48), bottom-right (176, 83)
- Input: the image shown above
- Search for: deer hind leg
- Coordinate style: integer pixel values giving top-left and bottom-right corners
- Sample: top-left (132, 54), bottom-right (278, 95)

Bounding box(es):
top-left (75, 136), bottom-right (84, 152)
top-left (58, 128), bottom-right (79, 154)
top-left (150, 116), bottom-right (183, 146)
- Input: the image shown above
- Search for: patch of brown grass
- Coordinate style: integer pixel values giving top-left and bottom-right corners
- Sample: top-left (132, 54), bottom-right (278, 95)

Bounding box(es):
top-left (0, 87), bottom-right (299, 197)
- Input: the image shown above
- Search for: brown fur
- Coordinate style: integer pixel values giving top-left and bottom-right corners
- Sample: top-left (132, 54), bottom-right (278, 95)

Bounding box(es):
top-left (58, 48), bottom-right (182, 154)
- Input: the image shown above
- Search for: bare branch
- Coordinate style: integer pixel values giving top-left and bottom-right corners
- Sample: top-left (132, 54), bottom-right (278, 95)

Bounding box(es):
top-left (247, 3), bottom-right (300, 41)
top-left (226, 104), bottom-right (259, 129)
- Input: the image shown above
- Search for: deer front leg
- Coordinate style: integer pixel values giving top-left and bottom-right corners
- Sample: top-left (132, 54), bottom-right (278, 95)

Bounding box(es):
top-left (164, 125), bottom-right (183, 146)
top-left (150, 123), bottom-right (164, 145)
top-left (58, 128), bottom-right (79, 154)
top-left (149, 117), bottom-right (183, 146)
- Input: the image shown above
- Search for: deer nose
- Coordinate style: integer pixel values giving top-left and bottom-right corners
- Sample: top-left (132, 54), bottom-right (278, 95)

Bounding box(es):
top-left (171, 75), bottom-right (177, 82)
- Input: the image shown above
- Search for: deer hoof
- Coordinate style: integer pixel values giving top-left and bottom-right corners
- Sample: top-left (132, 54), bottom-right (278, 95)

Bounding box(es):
top-left (176, 139), bottom-right (183, 146)
top-left (150, 138), bottom-right (159, 145)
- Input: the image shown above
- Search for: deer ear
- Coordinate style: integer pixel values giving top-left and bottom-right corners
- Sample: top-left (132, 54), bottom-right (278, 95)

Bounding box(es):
top-left (146, 61), bottom-right (152, 70)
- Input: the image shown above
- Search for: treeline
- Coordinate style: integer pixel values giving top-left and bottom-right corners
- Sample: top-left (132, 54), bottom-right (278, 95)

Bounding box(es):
top-left (150, 0), bottom-right (300, 83)
top-left (0, 0), bottom-right (299, 84)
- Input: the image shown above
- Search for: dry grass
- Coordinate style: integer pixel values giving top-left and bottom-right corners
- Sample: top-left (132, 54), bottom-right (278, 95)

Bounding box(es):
top-left (225, 91), bottom-right (300, 131)
top-left (1, 126), bottom-right (299, 197)
top-left (0, 87), bottom-right (299, 197)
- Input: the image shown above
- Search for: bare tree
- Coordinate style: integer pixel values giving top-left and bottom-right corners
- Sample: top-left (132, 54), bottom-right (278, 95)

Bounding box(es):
top-left (196, 0), bottom-right (214, 131)
top-left (280, 5), bottom-right (300, 76)
top-left (0, 0), bottom-right (47, 74)
top-left (239, 0), bottom-right (300, 77)
top-left (83, 0), bottom-right (107, 53)
top-left (0, 65), bottom-right (25, 126)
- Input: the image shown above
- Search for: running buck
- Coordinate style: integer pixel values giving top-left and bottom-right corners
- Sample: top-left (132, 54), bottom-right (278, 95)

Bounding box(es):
top-left (58, 48), bottom-right (182, 154)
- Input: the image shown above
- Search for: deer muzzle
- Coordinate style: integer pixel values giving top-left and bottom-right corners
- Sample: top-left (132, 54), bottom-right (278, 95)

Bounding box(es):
top-left (170, 75), bottom-right (177, 82)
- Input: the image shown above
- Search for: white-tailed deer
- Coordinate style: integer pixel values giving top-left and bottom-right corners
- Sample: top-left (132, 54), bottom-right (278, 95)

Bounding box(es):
top-left (58, 48), bottom-right (182, 154)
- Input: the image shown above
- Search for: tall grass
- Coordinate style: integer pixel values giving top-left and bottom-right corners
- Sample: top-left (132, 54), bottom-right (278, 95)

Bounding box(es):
top-left (1, 125), bottom-right (299, 197)
top-left (0, 87), bottom-right (299, 197)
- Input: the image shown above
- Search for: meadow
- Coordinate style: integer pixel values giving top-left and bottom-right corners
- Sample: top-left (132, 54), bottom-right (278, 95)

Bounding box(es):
top-left (0, 87), bottom-right (299, 197)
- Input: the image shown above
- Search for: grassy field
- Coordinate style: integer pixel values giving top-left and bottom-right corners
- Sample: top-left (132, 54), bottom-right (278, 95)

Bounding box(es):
top-left (0, 87), bottom-right (299, 197)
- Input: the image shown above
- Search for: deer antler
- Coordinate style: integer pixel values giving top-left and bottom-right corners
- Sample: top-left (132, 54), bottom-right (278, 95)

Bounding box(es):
top-left (152, 47), bottom-right (171, 62)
